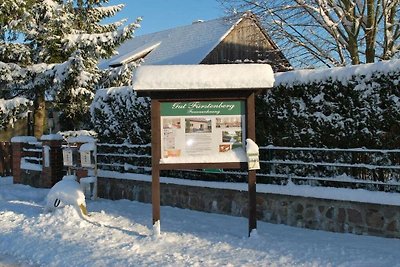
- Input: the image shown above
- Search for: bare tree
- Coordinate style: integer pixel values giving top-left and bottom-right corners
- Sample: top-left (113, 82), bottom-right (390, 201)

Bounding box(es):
top-left (219, 0), bottom-right (400, 68)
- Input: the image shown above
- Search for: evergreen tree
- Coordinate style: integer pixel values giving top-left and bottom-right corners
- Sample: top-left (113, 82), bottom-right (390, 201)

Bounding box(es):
top-left (0, 0), bottom-right (141, 136)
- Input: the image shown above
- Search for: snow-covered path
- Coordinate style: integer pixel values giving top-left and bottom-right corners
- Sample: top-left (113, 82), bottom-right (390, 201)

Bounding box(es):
top-left (0, 184), bottom-right (399, 267)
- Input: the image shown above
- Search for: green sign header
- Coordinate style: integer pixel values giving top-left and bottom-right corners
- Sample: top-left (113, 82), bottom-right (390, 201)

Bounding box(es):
top-left (161, 101), bottom-right (245, 116)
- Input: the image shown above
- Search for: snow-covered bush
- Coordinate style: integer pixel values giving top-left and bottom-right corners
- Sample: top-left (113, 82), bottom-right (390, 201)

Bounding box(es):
top-left (0, 97), bottom-right (32, 130)
top-left (258, 60), bottom-right (400, 148)
top-left (90, 86), bottom-right (150, 144)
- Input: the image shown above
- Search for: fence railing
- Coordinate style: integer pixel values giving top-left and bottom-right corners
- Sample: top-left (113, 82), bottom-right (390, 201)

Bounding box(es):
top-left (96, 143), bottom-right (400, 192)
top-left (21, 141), bottom-right (43, 171)
top-left (258, 146), bottom-right (400, 192)
top-left (97, 143), bottom-right (152, 174)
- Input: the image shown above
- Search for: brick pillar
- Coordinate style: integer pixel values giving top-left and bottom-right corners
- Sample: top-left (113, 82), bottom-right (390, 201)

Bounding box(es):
top-left (41, 134), bottom-right (64, 188)
top-left (11, 136), bottom-right (37, 184)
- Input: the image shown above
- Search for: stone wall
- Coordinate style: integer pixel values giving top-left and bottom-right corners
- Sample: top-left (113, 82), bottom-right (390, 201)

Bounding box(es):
top-left (98, 177), bottom-right (400, 239)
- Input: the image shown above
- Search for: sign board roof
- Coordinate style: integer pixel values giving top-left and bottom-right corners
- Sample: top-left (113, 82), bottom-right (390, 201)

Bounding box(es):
top-left (132, 64), bottom-right (275, 91)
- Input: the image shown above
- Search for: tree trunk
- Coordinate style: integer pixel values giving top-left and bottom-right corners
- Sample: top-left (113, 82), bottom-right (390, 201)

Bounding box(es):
top-left (33, 93), bottom-right (45, 138)
top-left (365, 0), bottom-right (376, 63)
top-left (348, 34), bottom-right (360, 65)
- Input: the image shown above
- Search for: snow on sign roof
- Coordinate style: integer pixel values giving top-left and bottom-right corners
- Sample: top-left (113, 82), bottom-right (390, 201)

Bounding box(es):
top-left (99, 15), bottom-right (244, 68)
top-left (132, 64), bottom-right (275, 91)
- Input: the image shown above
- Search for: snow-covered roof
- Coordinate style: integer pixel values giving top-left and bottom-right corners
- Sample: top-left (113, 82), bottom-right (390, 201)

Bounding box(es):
top-left (132, 64), bottom-right (275, 91)
top-left (99, 15), bottom-right (244, 69)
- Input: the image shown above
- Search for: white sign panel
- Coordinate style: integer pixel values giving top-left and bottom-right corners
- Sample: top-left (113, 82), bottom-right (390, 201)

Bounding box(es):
top-left (160, 101), bottom-right (247, 164)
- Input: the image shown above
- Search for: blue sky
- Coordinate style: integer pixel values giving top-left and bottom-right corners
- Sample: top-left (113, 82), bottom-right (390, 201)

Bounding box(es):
top-left (110, 0), bottom-right (225, 36)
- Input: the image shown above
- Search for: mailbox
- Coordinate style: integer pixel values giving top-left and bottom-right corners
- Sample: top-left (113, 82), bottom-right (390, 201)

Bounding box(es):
top-left (79, 142), bottom-right (96, 168)
top-left (246, 138), bottom-right (260, 170)
top-left (63, 147), bottom-right (78, 167)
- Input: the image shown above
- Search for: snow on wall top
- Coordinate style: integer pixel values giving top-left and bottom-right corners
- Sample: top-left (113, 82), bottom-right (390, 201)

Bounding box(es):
top-left (67, 135), bottom-right (95, 144)
top-left (99, 15), bottom-right (243, 69)
top-left (132, 64), bottom-right (275, 90)
top-left (41, 134), bottom-right (63, 141)
top-left (274, 59), bottom-right (400, 86)
top-left (11, 136), bottom-right (37, 143)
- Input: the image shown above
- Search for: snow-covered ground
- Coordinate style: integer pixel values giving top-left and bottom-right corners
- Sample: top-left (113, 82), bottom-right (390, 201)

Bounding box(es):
top-left (1, 183), bottom-right (400, 266)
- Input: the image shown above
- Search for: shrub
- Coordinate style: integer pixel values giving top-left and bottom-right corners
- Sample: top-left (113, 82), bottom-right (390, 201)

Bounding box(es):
top-left (90, 86), bottom-right (150, 144)
top-left (257, 60), bottom-right (400, 148)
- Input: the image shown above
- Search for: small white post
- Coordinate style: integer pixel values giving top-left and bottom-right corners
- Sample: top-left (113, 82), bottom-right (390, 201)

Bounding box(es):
top-left (43, 145), bottom-right (50, 167)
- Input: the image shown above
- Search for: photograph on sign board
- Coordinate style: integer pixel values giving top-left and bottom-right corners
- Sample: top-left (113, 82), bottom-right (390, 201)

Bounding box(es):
top-left (222, 130), bottom-right (242, 143)
top-left (163, 118), bottom-right (181, 129)
top-left (219, 144), bottom-right (231, 152)
top-left (185, 118), bottom-right (212, 133)
top-left (215, 117), bottom-right (241, 128)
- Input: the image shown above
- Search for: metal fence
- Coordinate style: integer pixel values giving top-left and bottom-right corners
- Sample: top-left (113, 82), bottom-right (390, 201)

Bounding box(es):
top-left (97, 143), bottom-right (152, 174)
top-left (96, 143), bottom-right (400, 192)
top-left (258, 146), bottom-right (400, 192)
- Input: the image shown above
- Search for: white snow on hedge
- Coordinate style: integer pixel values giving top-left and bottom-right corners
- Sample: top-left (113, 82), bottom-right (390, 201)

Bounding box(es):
top-left (40, 134), bottom-right (63, 141)
top-left (275, 59), bottom-right (400, 86)
top-left (59, 130), bottom-right (97, 140)
top-left (90, 86), bottom-right (150, 144)
top-left (132, 64), bottom-right (275, 90)
top-left (67, 135), bottom-right (96, 144)
top-left (91, 86), bottom-right (141, 102)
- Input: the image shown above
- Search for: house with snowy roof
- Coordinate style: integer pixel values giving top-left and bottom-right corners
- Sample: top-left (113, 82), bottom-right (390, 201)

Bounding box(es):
top-left (100, 12), bottom-right (291, 72)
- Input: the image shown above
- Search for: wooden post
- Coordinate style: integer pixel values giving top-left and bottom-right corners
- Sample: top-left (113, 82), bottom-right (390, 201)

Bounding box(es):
top-left (151, 99), bottom-right (161, 228)
top-left (247, 92), bottom-right (257, 236)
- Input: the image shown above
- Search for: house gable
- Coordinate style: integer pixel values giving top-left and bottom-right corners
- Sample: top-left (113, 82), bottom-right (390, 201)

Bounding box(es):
top-left (100, 12), bottom-right (291, 72)
top-left (201, 14), bottom-right (291, 72)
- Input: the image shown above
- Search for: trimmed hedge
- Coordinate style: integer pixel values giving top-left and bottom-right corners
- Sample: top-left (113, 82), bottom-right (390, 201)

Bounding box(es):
top-left (90, 86), bottom-right (150, 144)
top-left (92, 61), bottom-right (400, 149)
top-left (257, 61), bottom-right (400, 148)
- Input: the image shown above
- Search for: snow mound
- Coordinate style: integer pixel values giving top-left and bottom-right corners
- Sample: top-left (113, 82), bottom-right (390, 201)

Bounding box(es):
top-left (45, 175), bottom-right (86, 216)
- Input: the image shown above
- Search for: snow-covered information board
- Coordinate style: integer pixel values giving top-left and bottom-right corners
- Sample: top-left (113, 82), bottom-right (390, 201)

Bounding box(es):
top-left (160, 101), bottom-right (247, 163)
